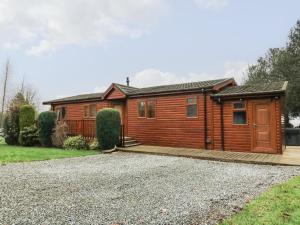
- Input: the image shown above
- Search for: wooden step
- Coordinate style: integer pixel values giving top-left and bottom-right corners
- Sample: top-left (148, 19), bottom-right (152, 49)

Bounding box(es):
top-left (124, 143), bottom-right (141, 147)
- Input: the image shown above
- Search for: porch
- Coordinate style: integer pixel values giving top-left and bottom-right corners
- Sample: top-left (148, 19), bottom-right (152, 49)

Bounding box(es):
top-left (117, 145), bottom-right (300, 166)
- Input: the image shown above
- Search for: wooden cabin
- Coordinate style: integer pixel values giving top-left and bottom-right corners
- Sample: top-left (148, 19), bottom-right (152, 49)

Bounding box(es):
top-left (43, 78), bottom-right (288, 154)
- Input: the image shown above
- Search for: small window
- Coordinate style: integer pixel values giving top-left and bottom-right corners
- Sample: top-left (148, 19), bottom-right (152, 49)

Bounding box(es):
top-left (138, 101), bottom-right (146, 117)
top-left (84, 104), bottom-right (97, 118)
top-left (233, 102), bottom-right (245, 109)
top-left (233, 111), bottom-right (247, 124)
top-left (233, 101), bottom-right (247, 124)
top-left (89, 104), bottom-right (97, 117)
top-left (147, 100), bottom-right (156, 118)
top-left (56, 107), bottom-right (66, 120)
top-left (187, 97), bottom-right (197, 118)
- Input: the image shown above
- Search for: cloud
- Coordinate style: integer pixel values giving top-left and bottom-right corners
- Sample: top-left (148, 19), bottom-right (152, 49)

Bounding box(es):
top-left (94, 86), bottom-right (108, 93)
top-left (130, 61), bottom-right (248, 88)
top-left (223, 61), bottom-right (249, 84)
top-left (0, 0), bottom-right (168, 55)
top-left (193, 0), bottom-right (229, 10)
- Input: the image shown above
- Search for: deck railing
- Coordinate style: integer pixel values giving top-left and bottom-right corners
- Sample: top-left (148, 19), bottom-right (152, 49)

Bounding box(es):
top-left (65, 120), bottom-right (96, 139)
top-left (64, 120), bottom-right (125, 146)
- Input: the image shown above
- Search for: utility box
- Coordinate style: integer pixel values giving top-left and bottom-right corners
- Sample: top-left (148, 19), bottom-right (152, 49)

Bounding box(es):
top-left (285, 128), bottom-right (300, 146)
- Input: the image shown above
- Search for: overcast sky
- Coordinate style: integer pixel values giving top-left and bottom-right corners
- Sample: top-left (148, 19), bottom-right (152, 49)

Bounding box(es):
top-left (0, 0), bottom-right (299, 102)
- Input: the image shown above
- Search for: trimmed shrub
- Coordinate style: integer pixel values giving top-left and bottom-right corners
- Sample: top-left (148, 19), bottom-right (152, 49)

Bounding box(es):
top-left (38, 111), bottom-right (57, 147)
top-left (63, 136), bottom-right (88, 150)
top-left (19, 105), bottom-right (36, 131)
top-left (89, 138), bottom-right (100, 150)
top-left (19, 125), bottom-right (39, 146)
top-left (3, 108), bottom-right (20, 145)
top-left (51, 121), bottom-right (68, 147)
top-left (96, 108), bottom-right (121, 150)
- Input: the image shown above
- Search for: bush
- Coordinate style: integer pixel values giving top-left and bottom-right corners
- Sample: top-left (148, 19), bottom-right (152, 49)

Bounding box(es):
top-left (38, 111), bottom-right (57, 147)
top-left (96, 108), bottom-right (121, 150)
top-left (19, 125), bottom-right (39, 146)
top-left (89, 138), bottom-right (100, 150)
top-left (3, 107), bottom-right (20, 145)
top-left (63, 136), bottom-right (88, 150)
top-left (0, 137), bottom-right (4, 144)
top-left (19, 105), bottom-right (36, 131)
top-left (51, 121), bottom-right (68, 147)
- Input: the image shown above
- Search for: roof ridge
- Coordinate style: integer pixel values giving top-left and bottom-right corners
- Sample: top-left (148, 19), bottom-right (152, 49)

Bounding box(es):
top-left (137, 78), bottom-right (229, 90)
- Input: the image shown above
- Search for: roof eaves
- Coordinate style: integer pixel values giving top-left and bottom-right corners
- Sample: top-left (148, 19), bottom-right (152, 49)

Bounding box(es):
top-left (213, 89), bottom-right (285, 98)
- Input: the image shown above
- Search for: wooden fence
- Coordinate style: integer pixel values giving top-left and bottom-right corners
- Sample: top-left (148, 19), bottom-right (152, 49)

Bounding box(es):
top-left (65, 120), bottom-right (96, 140)
top-left (64, 120), bottom-right (124, 146)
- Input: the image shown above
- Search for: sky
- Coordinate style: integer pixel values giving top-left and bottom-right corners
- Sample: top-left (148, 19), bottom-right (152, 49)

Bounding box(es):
top-left (0, 0), bottom-right (299, 105)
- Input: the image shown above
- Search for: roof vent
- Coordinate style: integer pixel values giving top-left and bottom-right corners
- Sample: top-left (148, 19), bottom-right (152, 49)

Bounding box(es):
top-left (126, 77), bottom-right (130, 86)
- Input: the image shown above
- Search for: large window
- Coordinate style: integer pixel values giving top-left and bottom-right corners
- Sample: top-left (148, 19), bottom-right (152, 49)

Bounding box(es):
top-left (56, 107), bottom-right (66, 120)
top-left (138, 101), bottom-right (146, 117)
top-left (147, 100), bottom-right (156, 118)
top-left (233, 101), bottom-right (247, 124)
top-left (187, 96), bottom-right (197, 118)
top-left (84, 104), bottom-right (97, 118)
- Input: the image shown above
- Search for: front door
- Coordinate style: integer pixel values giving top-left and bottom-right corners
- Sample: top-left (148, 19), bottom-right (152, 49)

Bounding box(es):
top-left (252, 101), bottom-right (276, 153)
top-left (114, 104), bottom-right (124, 125)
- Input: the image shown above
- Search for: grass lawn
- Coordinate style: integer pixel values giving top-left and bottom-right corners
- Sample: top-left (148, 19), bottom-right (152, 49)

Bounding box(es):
top-left (220, 175), bottom-right (300, 225)
top-left (0, 139), bottom-right (99, 164)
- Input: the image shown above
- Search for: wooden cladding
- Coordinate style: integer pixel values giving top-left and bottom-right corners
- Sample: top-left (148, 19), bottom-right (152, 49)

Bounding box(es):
top-left (52, 90), bottom-right (284, 154)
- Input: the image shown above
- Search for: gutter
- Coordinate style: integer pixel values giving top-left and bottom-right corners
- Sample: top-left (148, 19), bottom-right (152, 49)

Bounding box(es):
top-left (220, 99), bottom-right (225, 151)
top-left (202, 89), bottom-right (208, 149)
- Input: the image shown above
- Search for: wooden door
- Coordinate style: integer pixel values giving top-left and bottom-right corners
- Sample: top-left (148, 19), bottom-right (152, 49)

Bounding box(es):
top-left (114, 104), bottom-right (124, 125)
top-left (252, 101), bottom-right (276, 153)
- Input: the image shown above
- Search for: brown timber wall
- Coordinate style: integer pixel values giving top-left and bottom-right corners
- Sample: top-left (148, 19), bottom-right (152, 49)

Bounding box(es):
top-left (127, 93), bottom-right (209, 149)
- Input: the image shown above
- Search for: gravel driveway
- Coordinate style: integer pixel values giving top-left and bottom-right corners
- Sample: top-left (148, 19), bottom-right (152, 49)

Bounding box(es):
top-left (1, 152), bottom-right (299, 225)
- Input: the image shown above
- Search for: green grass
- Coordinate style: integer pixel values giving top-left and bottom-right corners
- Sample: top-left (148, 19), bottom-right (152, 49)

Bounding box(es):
top-left (0, 139), bottom-right (99, 164)
top-left (220, 175), bottom-right (300, 225)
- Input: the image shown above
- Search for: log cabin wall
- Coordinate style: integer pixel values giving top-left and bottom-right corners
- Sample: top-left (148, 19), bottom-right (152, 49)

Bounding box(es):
top-left (127, 93), bottom-right (210, 149)
top-left (211, 98), bottom-right (283, 153)
top-left (52, 101), bottom-right (109, 120)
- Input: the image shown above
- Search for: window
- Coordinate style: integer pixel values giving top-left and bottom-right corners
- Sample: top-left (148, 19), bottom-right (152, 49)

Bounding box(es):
top-left (187, 96), bottom-right (197, 118)
top-left (84, 104), bottom-right (97, 118)
top-left (147, 100), bottom-right (156, 118)
top-left (90, 105), bottom-right (97, 117)
top-left (233, 101), bottom-right (247, 124)
top-left (56, 107), bottom-right (66, 120)
top-left (138, 101), bottom-right (146, 117)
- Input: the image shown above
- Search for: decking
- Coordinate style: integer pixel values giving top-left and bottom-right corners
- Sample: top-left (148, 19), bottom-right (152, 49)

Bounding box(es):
top-left (118, 145), bottom-right (300, 166)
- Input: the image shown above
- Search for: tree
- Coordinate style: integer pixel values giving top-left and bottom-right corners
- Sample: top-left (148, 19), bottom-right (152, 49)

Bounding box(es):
top-left (245, 20), bottom-right (300, 122)
top-left (0, 60), bottom-right (11, 127)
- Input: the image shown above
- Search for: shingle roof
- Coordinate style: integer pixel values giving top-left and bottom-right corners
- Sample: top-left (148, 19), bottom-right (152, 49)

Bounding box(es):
top-left (44, 78), bottom-right (233, 104)
top-left (43, 93), bottom-right (103, 104)
top-left (213, 81), bottom-right (288, 97)
top-left (121, 78), bottom-right (231, 96)
top-left (115, 83), bottom-right (139, 95)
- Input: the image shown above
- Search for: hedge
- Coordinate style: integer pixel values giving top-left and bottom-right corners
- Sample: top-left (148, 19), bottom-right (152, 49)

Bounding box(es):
top-left (38, 111), bottom-right (57, 147)
top-left (96, 108), bottom-right (121, 150)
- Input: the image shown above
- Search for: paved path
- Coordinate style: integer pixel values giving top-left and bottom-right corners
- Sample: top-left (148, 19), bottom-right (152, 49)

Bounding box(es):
top-left (119, 145), bottom-right (300, 166)
top-left (0, 153), bottom-right (299, 225)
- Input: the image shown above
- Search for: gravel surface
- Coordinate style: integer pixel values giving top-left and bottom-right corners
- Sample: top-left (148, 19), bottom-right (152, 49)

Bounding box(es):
top-left (0, 152), bottom-right (300, 225)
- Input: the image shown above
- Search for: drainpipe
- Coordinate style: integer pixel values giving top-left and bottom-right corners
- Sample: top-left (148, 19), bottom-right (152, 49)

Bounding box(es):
top-left (202, 89), bottom-right (208, 150)
top-left (219, 98), bottom-right (225, 151)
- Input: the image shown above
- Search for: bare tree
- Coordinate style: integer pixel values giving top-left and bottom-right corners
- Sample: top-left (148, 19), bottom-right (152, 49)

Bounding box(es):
top-left (0, 60), bottom-right (11, 127)
top-left (19, 77), bottom-right (41, 110)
